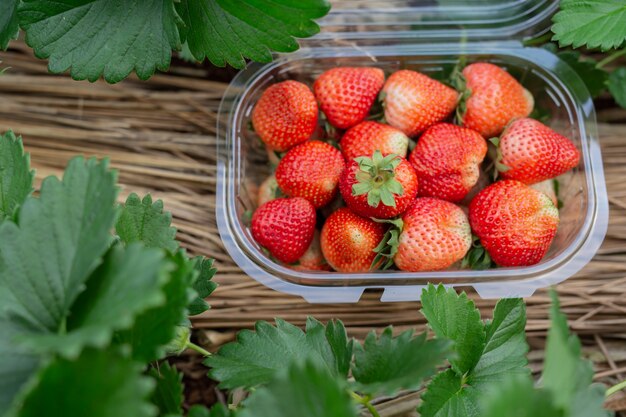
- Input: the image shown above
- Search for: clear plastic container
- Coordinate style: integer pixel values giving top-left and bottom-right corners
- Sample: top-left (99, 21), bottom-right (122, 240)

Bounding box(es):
top-left (216, 0), bottom-right (608, 302)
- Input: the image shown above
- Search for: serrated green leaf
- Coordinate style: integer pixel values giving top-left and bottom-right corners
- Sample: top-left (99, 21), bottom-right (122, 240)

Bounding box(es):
top-left (15, 244), bottom-right (168, 359)
top-left (176, 0), bottom-right (330, 69)
top-left (0, 131), bottom-right (34, 221)
top-left (206, 317), bottom-right (353, 389)
top-left (148, 362), bottom-right (183, 417)
top-left (188, 257), bottom-right (217, 316)
top-left (15, 348), bottom-right (157, 417)
top-left (552, 0), bottom-right (626, 51)
top-left (556, 51), bottom-right (609, 98)
top-left (481, 374), bottom-right (564, 417)
top-left (238, 360), bottom-right (358, 417)
top-left (421, 284), bottom-right (486, 374)
top-left (0, 0), bottom-right (18, 51)
top-left (418, 369), bottom-right (480, 417)
top-left (116, 193), bottom-right (179, 254)
top-left (608, 67), bottom-right (626, 109)
top-left (352, 327), bottom-right (451, 396)
top-left (0, 157), bottom-right (117, 332)
top-left (18, 0), bottom-right (182, 83)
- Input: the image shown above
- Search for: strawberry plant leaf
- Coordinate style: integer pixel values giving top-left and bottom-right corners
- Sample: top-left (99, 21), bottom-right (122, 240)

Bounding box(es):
top-left (188, 256), bottom-right (217, 316)
top-left (0, 131), bottom-right (34, 221)
top-left (188, 404), bottom-right (234, 417)
top-left (17, 0), bottom-right (183, 83)
top-left (238, 360), bottom-right (358, 417)
top-left (15, 348), bottom-right (157, 417)
top-left (0, 157), bottom-right (117, 332)
top-left (206, 317), bottom-right (353, 389)
top-left (555, 50), bottom-right (609, 98)
top-left (418, 369), bottom-right (480, 417)
top-left (148, 362), bottom-right (183, 417)
top-left (552, 0), bottom-right (626, 51)
top-left (0, 0), bottom-right (18, 50)
top-left (481, 374), bottom-right (564, 417)
top-left (608, 67), bottom-right (626, 109)
top-left (116, 193), bottom-right (179, 254)
top-left (176, 0), bottom-right (331, 69)
top-left (351, 327), bottom-right (451, 396)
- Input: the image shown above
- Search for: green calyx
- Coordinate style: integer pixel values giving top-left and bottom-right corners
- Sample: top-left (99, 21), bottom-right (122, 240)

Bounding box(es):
top-left (488, 136), bottom-right (510, 180)
top-left (371, 218), bottom-right (404, 271)
top-left (450, 59), bottom-right (470, 124)
top-left (461, 235), bottom-right (494, 270)
top-left (352, 151), bottom-right (404, 208)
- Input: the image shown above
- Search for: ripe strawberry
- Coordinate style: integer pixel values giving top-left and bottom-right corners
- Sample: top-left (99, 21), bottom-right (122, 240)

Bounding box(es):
top-left (276, 141), bottom-right (345, 208)
top-left (387, 198), bottom-right (472, 272)
top-left (409, 123), bottom-right (487, 202)
top-left (469, 180), bottom-right (559, 267)
top-left (530, 179), bottom-right (558, 207)
top-left (460, 62), bottom-right (534, 138)
top-left (292, 230), bottom-right (332, 271)
top-left (320, 207), bottom-right (386, 272)
top-left (252, 80), bottom-right (318, 152)
top-left (382, 70), bottom-right (458, 137)
top-left (257, 174), bottom-right (281, 207)
top-left (494, 118), bottom-right (580, 184)
top-left (251, 198), bottom-right (316, 264)
top-left (339, 151), bottom-right (418, 219)
top-left (314, 67), bottom-right (385, 130)
top-left (340, 121), bottom-right (409, 160)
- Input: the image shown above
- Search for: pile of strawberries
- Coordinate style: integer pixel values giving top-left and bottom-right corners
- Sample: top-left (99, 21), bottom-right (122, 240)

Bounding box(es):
top-left (249, 63), bottom-right (580, 273)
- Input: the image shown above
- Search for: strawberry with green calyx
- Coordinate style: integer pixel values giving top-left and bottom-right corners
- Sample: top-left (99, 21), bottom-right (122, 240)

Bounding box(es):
top-left (340, 121), bottom-right (410, 160)
top-left (314, 67), bottom-right (385, 130)
top-left (276, 141), bottom-right (346, 208)
top-left (320, 207), bottom-right (386, 272)
top-left (382, 69), bottom-right (459, 137)
top-left (492, 118), bottom-right (580, 185)
top-left (469, 180), bottom-right (559, 267)
top-left (373, 198), bottom-right (472, 272)
top-left (251, 197), bottom-right (316, 264)
top-left (252, 80), bottom-right (318, 152)
top-left (339, 151), bottom-right (418, 219)
top-left (409, 123), bottom-right (487, 203)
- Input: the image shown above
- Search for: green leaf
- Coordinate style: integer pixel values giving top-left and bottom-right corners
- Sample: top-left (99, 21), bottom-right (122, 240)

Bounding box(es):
top-left (608, 67), bottom-right (626, 109)
top-left (148, 362), bottom-right (183, 417)
top-left (16, 243), bottom-right (168, 359)
top-left (420, 284), bottom-right (486, 374)
top-left (15, 348), bottom-right (157, 417)
top-left (418, 369), bottom-right (479, 417)
top-left (0, 131), bottom-right (34, 221)
top-left (556, 50), bottom-right (609, 98)
top-left (176, 0), bottom-right (330, 69)
top-left (116, 193), bottom-right (179, 254)
top-left (352, 327), bottom-right (451, 396)
top-left (206, 317), bottom-right (353, 389)
top-left (238, 360), bottom-right (358, 417)
top-left (188, 404), bottom-right (234, 417)
top-left (18, 0), bottom-right (182, 83)
top-left (0, 157), bottom-right (117, 332)
top-left (552, 0), bottom-right (626, 51)
top-left (481, 374), bottom-right (564, 417)
top-left (542, 290), bottom-right (611, 417)
top-left (188, 256), bottom-right (217, 316)
top-left (0, 0), bottom-right (18, 50)
top-left (352, 182), bottom-right (372, 196)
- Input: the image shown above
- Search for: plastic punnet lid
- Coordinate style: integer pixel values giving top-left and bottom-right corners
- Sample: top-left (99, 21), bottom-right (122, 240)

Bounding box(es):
top-left (307, 0), bottom-right (558, 45)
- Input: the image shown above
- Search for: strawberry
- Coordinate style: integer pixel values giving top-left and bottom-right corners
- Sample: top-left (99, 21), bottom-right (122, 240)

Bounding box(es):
top-left (276, 141), bottom-right (345, 208)
top-left (314, 67), bottom-right (385, 130)
top-left (320, 207), bottom-right (386, 272)
top-left (251, 197), bottom-right (316, 264)
top-left (292, 230), bottom-right (332, 271)
top-left (494, 118), bottom-right (580, 184)
top-left (339, 151), bottom-right (418, 219)
top-left (469, 180), bottom-right (559, 267)
top-left (257, 174), bottom-right (281, 207)
top-left (409, 123), bottom-right (487, 202)
top-left (382, 70), bottom-right (458, 137)
top-left (340, 121), bottom-right (409, 160)
top-left (530, 179), bottom-right (559, 207)
top-left (460, 62), bottom-right (534, 138)
top-left (252, 80), bottom-right (318, 152)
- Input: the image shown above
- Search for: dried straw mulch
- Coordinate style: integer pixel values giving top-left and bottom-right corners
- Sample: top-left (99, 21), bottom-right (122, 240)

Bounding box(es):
top-left (2, 42), bottom-right (626, 414)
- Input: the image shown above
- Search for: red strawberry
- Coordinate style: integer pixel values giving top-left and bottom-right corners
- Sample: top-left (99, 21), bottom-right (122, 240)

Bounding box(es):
top-left (251, 197), bottom-right (316, 264)
top-left (382, 70), bottom-right (458, 137)
top-left (386, 198), bottom-right (472, 272)
top-left (339, 151), bottom-right (418, 219)
top-left (292, 230), bottom-right (332, 272)
top-left (409, 123), bottom-right (487, 202)
top-left (494, 118), bottom-right (580, 184)
top-left (252, 80), bottom-right (318, 152)
top-left (257, 174), bottom-right (281, 207)
top-left (340, 121), bottom-right (409, 160)
top-left (314, 67), bottom-right (385, 130)
top-left (460, 63), bottom-right (534, 138)
top-left (320, 207), bottom-right (386, 272)
top-left (276, 141), bottom-right (345, 208)
top-left (469, 180), bottom-right (559, 267)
